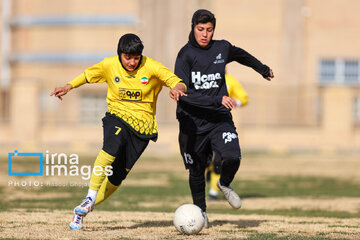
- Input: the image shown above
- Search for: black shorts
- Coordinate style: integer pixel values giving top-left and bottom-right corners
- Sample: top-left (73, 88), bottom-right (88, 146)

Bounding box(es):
top-left (102, 113), bottom-right (149, 170)
top-left (179, 121), bottom-right (241, 171)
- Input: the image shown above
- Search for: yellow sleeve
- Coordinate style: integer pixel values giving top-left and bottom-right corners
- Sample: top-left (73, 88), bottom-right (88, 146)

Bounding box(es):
top-left (84, 60), bottom-right (106, 84)
top-left (225, 74), bottom-right (248, 106)
top-left (68, 73), bottom-right (87, 88)
top-left (151, 59), bottom-right (187, 91)
top-left (68, 60), bottom-right (107, 88)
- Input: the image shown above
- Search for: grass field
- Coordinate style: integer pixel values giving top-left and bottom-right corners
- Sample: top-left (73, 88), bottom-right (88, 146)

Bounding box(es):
top-left (1, 151), bottom-right (360, 239)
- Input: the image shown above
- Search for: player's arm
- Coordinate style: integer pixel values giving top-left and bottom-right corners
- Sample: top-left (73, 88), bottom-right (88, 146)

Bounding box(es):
top-left (151, 60), bottom-right (187, 101)
top-left (233, 86), bottom-right (248, 107)
top-left (231, 87), bottom-right (248, 107)
top-left (234, 96), bottom-right (248, 107)
top-left (228, 43), bottom-right (274, 81)
top-left (170, 83), bottom-right (187, 101)
top-left (50, 60), bottom-right (106, 101)
top-left (50, 83), bottom-right (73, 101)
top-left (175, 55), bottom-right (231, 111)
top-left (225, 74), bottom-right (248, 107)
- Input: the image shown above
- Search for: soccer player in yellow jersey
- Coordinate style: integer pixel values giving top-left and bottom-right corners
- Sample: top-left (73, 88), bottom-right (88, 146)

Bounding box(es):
top-left (51, 33), bottom-right (186, 230)
top-left (207, 73), bottom-right (248, 200)
top-left (225, 74), bottom-right (248, 108)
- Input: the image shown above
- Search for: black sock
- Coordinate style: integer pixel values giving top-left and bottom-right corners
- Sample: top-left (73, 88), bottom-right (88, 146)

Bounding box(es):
top-left (189, 170), bottom-right (206, 212)
top-left (220, 157), bottom-right (240, 186)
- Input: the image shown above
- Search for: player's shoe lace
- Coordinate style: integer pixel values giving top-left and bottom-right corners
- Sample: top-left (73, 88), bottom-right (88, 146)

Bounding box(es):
top-left (69, 211), bottom-right (83, 230)
top-left (202, 211), bottom-right (209, 229)
top-left (217, 180), bottom-right (242, 209)
top-left (74, 197), bottom-right (94, 216)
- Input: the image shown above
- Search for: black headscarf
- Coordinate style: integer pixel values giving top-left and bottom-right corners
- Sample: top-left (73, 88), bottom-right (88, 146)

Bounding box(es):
top-left (117, 33), bottom-right (143, 71)
top-left (188, 9), bottom-right (216, 50)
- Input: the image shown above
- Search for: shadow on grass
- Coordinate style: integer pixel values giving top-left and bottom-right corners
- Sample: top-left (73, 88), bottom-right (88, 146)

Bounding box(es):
top-left (241, 193), bottom-right (267, 198)
top-left (87, 219), bottom-right (264, 231)
top-left (211, 219), bottom-right (264, 228)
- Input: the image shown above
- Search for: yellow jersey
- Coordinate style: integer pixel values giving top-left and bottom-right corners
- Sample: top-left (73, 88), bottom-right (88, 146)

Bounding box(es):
top-left (225, 74), bottom-right (248, 107)
top-left (69, 56), bottom-right (185, 141)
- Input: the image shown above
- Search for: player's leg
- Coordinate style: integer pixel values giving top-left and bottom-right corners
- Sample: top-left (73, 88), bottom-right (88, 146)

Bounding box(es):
top-left (71, 149), bottom-right (115, 223)
top-left (70, 114), bottom-right (123, 229)
top-left (94, 176), bottom-right (119, 205)
top-left (217, 154), bottom-right (241, 209)
top-left (96, 129), bottom-right (149, 205)
top-left (189, 165), bottom-right (209, 228)
top-left (208, 152), bottom-right (221, 200)
top-left (179, 130), bottom-right (210, 228)
top-left (205, 154), bottom-right (213, 183)
top-left (188, 166), bottom-right (206, 213)
top-left (94, 154), bottom-right (125, 205)
top-left (69, 209), bottom-right (83, 230)
top-left (211, 122), bottom-right (242, 209)
top-left (74, 115), bottom-right (123, 215)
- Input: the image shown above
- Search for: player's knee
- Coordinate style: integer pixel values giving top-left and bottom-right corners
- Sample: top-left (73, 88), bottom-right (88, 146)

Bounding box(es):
top-left (101, 146), bottom-right (118, 157)
top-left (221, 150), bottom-right (241, 160)
top-left (108, 175), bottom-right (124, 186)
top-left (222, 156), bottom-right (241, 168)
top-left (221, 150), bottom-right (241, 168)
top-left (108, 169), bottom-right (128, 186)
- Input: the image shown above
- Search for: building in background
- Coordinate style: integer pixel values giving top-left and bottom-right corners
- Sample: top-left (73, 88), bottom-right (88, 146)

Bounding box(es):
top-left (1, 0), bottom-right (360, 154)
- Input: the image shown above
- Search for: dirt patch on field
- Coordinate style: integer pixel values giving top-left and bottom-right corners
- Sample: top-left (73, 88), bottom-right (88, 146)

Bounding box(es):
top-left (0, 209), bottom-right (359, 240)
top-left (6, 191), bottom-right (72, 201)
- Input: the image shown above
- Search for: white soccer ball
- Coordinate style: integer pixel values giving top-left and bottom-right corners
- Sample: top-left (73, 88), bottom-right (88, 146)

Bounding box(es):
top-left (173, 204), bottom-right (205, 235)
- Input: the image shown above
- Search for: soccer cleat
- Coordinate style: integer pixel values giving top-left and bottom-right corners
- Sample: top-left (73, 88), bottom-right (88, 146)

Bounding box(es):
top-left (69, 211), bottom-right (83, 230)
top-left (74, 197), bottom-right (94, 216)
top-left (202, 211), bottom-right (209, 229)
top-left (217, 180), bottom-right (242, 209)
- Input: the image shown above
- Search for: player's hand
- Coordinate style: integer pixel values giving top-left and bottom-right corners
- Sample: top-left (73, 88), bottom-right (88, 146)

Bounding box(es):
top-left (222, 96), bottom-right (236, 109)
top-left (265, 69), bottom-right (274, 81)
top-left (170, 89), bottom-right (187, 101)
top-left (50, 84), bottom-right (72, 101)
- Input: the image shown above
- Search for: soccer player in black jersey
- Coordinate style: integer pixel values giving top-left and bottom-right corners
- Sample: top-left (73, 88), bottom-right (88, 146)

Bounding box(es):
top-left (175, 9), bottom-right (274, 227)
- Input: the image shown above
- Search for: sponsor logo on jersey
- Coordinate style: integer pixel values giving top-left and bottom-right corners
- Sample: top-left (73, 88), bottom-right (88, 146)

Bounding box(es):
top-left (119, 89), bottom-right (142, 101)
top-left (213, 53), bottom-right (225, 64)
top-left (191, 71), bottom-right (220, 90)
top-left (140, 77), bottom-right (149, 84)
top-left (114, 76), bottom-right (120, 83)
top-left (222, 132), bottom-right (237, 144)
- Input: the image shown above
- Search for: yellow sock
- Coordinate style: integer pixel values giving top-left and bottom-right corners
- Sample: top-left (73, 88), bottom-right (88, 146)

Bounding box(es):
top-left (89, 150), bottom-right (116, 191)
top-left (94, 176), bottom-right (119, 205)
top-left (210, 170), bottom-right (220, 192)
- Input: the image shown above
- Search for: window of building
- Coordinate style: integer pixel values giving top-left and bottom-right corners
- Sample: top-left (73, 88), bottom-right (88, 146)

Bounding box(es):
top-left (319, 59), bottom-right (336, 83)
top-left (80, 94), bottom-right (107, 124)
top-left (319, 59), bottom-right (360, 86)
top-left (344, 60), bottom-right (359, 83)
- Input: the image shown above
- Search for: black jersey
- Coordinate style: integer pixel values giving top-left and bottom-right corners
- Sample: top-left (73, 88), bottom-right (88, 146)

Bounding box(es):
top-left (175, 39), bottom-right (270, 134)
